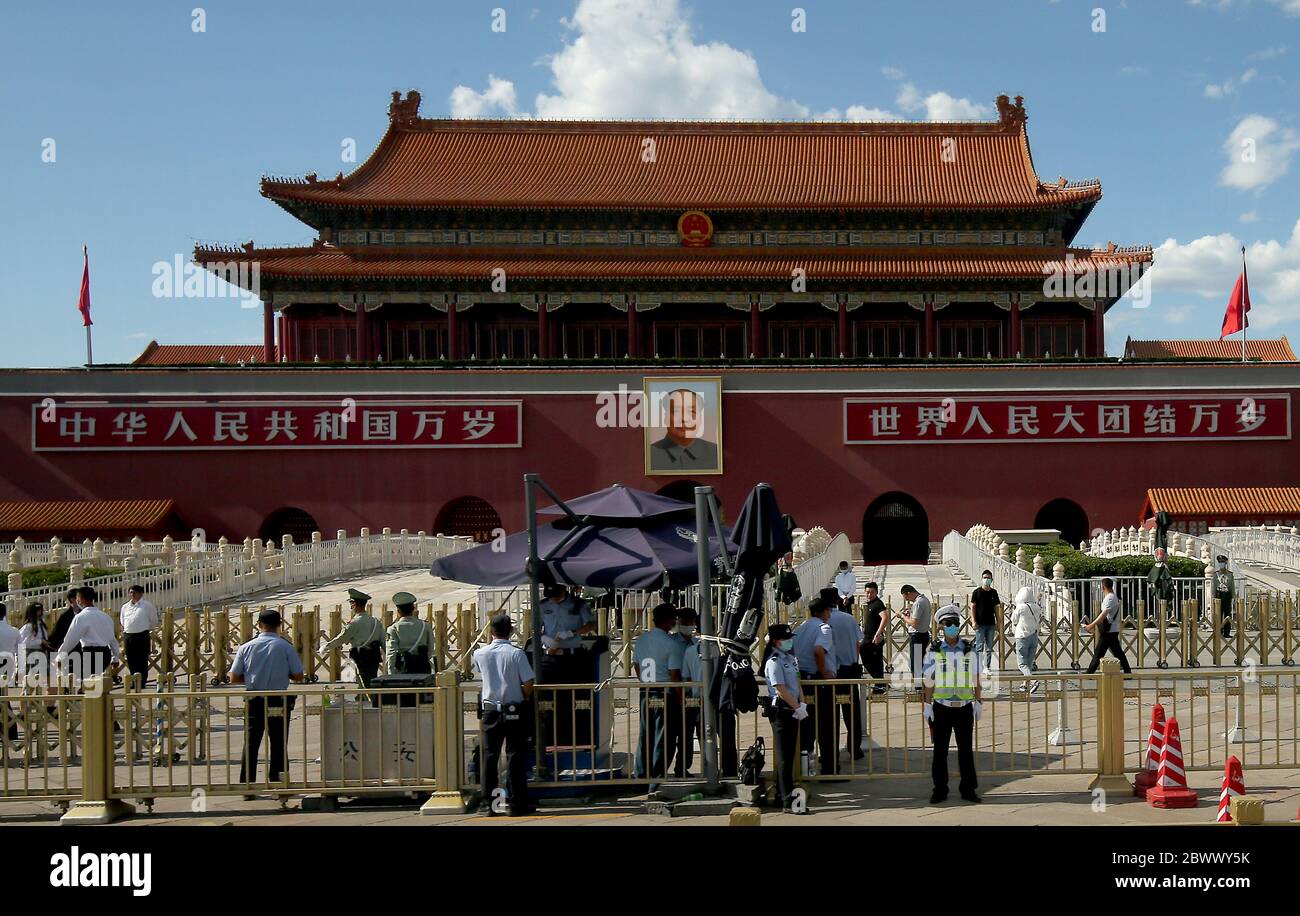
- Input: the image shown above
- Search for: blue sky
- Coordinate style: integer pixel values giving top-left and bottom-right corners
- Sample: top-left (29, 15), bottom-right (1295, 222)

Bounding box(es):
top-left (2, 0), bottom-right (1297, 366)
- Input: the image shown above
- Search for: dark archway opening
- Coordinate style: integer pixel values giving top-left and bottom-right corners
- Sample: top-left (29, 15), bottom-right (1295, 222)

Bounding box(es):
top-left (861, 492), bottom-right (929, 563)
top-left (436, 496), bottom-right (503, 544)
top-left (1034, 498), bottom-right (1089, 547)
top-left (259, 507), bottom-right (319, 545)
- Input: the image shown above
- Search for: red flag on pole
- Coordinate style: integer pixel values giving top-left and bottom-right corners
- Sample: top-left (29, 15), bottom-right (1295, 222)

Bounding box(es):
top-left (77, 246), bottom-right (93, 327)
top-left (1220, 249), bottom-right (1250, 339)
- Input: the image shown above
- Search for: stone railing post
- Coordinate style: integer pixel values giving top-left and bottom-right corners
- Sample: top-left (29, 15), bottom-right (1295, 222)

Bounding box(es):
top-left (337, 530), bottom-right (346, 577)
top-left (10, 537), bottom-right (23, 569)
top-left (61, 676), bottom-right (135, 824)
top-left (51, 537), bottom-right (64, 566)
top-left (311, 531), bottom-right (322, 580)
top-left (1033, 554), bottom-right (1044, 578)
top-left (69, 563), bottom-right (84, 587)
top-left (251, 538), bottom-right (265, 590)
top-left (1088, 658), bottom-right (1131, 794)
top-left (7, 550), bottom-right (19, 575)
top-left (382, 527), bottom-right (393, 568)
top-left (360, 527), bottom-right (371, 572)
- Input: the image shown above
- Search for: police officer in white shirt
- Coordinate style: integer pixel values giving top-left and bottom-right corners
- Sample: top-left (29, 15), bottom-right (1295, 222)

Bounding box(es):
top-left (472, 614), bottom-right (535, 816)
top-left (792, 590), bottom-right (839, 775)
top-left (120, 584), bottom-right (160, 687)
top-left (54, 587), bottom-right (120, 683)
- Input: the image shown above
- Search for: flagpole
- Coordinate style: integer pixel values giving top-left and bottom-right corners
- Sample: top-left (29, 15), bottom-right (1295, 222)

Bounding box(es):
top-left (82, 245), bottom-right (93, 367)
top-left (1240, 246), bottom-right (1247, 364)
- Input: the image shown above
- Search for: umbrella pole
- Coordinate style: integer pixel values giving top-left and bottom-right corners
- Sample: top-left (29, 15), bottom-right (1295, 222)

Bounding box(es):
top-left (525, 474), bottom-right (544, 687)
top-left (696, 486), bottom-right (720, 794)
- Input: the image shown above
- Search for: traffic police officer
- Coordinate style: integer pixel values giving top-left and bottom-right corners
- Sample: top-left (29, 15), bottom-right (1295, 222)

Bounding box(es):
top-left (472, 614), bottom-right (535, 816)
top-left (1213, 555), bottom-right (1235, 640)
top-left (792, 590), bottom-right (838, 775)
top-left (385, 592), bottom-right (432, 675)
top-left (322, 588), bottom-right (385, 703)
top-left (762, 623), bottom-right (808, 813)
top-left (923, 604), bottom-right (982, 804)
top-left (231, 608), bottom-right (305, 795)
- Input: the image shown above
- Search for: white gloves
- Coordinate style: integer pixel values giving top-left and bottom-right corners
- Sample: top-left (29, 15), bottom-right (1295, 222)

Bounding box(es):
top-left (555, 629), bottom-right (574, 641)
top-left (923, 703), bottom-right (934, 723)
top-left (793, 702), bottom-right (809, 721)
top-left (972, 701), bottom-right (983, 721)
top-left (540, 634), bottom-right (558, 650)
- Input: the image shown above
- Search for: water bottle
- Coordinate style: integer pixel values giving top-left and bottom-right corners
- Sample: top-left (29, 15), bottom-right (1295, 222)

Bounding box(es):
top-left (680, 792), bottom-right (704, 802)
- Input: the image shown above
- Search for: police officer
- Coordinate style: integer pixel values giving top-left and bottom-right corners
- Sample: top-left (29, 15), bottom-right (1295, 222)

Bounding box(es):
top-left (923, 604), bottom-right (982, 804)
top-left (632, 603), bottom-right (683, 784)
top-left (792, 590), bottom-right (839, 776)
top-left (231, 608), bottom-right (305, 796)
top-left (472, 614), bottom-right (535, 816)
top-left (385, 592), bottom-right (432, 675)
top-left (826, 586), bottom-right (865, 760)
top-left (537, 583), bottom-right (597, 674)
top-left (322, 588), bottom-right (384, 704)
top-left (1213, 555), bottom-right (1235, 640)
top-left (762, 623), bottom-right (807, 813)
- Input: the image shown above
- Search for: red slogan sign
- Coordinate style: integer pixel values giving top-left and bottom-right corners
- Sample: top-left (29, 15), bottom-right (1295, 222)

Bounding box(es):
top-left (843, 394), bottom-right (1289, 445)
top-left (33, 400), bottom-right (523, 451)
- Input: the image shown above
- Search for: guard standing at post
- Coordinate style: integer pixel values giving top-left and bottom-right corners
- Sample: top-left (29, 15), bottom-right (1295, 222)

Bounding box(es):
top-left (322, 588), bottom-right (384, 704)
top-left (472, 614), bottom-right (535, 816)
top-left (792, 590), bottom-right (839, 776)
top-left (826, 586), bottom-right (865, 761)
top-left (1213, 555), bottom-right (1235, 640)
top-left (385, 592), bottom-right (432, 675)
top-left (762, 623), bottom-right (808, 813)
top-left (231, 608), bottom-right (305, 797)
top-left (119, 584), bottom-right (159, 688)
top-left (537, 583), bottom-right (597, 680)
top-left (923, 604), bottom-right (982, 805)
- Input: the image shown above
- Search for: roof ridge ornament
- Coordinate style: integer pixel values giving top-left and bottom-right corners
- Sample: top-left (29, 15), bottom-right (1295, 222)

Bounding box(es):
top-left (995, 94), bottom-right (1027, 129)
top-left (389, 89), bottom-right (422, 125)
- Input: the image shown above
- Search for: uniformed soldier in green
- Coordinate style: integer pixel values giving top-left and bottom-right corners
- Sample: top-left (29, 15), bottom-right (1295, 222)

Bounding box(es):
top-left (922, 604), bottom-right (982, 805)
top-left (1149, 547), bottom-right (1176, 622)
top-left (322, 588), bottom-right (384, 704)
top-left (1213, 554), bottom-right (1235, 639)
top-left (385, 592), bottom-right (433, 675)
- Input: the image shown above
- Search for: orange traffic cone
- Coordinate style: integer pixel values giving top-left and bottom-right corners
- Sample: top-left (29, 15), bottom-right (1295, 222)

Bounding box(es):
top-left (1133, 704), bottom-right (1166, 798)
top-left (1147, 717), bottom-right (1198, 809)
top-left (1216, 756), bottom-right (1244, 822)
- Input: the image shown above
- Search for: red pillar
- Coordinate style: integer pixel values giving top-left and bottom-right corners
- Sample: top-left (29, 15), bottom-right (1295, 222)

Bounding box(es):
top-left (275, 315), bottom-right (285, 362)
top-left (1009, 298), bottom-right (1021, 357)
top-left (1094, 301), bottom-right (1106, 356)
top-left (923, 298), bottom-right (935, 357)
top-left (837, 296), bottom-right (849, 357)
top-left (537, 299), bottom-right (549, 358)
top-left (446, 303), bottom-right (458, 360)
top-left (355, 304), bottom-right (370, 361)
top-left (750, 298), bottom-right (763, 357)
top-left (626, 298), bottom-right (638, 357)
top-left (262, 299), bottom-right (275, 363)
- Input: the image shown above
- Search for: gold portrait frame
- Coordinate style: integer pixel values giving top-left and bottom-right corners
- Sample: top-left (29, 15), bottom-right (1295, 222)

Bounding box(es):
top-left (643, 376), bottom-right (724, 477)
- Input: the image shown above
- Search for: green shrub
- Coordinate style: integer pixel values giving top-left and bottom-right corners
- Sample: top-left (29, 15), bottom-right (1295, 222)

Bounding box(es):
top-left (16, 565), bottom-right (119, 589)
top-left (1004, 540), bottom-right (1204, 579)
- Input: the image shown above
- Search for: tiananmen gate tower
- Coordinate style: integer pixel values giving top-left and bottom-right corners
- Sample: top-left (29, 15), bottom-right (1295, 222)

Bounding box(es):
top-left (3, 91), bottom-right (1297, 561)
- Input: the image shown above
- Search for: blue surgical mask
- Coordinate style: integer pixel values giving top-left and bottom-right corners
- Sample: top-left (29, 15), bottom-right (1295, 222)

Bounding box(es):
top-left (777, 639), bottom-right (791, 652)
top-left (944, 624), bottom-right (961, 639)
top-left (982, 578), bottom-right (993, 587)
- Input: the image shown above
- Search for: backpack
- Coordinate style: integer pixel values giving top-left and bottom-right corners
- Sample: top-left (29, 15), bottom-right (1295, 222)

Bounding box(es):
top-left (393, 619), bottom-right (432, 674)
top-left (739, 737), bottom-right (766, 786)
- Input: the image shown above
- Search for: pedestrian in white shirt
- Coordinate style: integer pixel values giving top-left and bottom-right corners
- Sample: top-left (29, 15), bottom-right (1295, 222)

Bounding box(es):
top-left (0, 602), bottom-right (17, 742)
top-left (120, 585), bottom-right (159, 686)
top-left (54, 587), bottom-right (120, 683)
top-left (1009, 586), bottom-right (1043, 693)
top-left (833, 561), bottom-right (857, 610)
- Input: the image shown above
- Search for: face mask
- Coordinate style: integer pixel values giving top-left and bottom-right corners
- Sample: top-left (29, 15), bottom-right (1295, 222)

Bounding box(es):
top-left (777, 640), bottom-right (791, 652)
top-left (678, 625), bottom-right (696, 636)
top-left (944, 625), bottom-right (961, 639)
top-left (982, 578), bottom-right (993, 587)
top-left (1218, 562), bottom-right (1227, 569)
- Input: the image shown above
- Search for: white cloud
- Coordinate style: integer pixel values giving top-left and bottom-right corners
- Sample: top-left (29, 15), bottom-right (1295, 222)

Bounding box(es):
top-left (1219, 114), bottom-right (1300, 190)
top-left (1240, 210), bottom-right (1260, 222)
top-left (449, 75), bottom-right (521, 118)
top-left (1204, 68), bottom-right (1257, 98)
top-left (1189, 0), bottom-right (1300, 14)
top-left (449, 0), bottom-right (986, 122)
top-left (1248, 45), bottom-right (1288, 60)
top-left (1139, 220), bottom-right (1300, 327)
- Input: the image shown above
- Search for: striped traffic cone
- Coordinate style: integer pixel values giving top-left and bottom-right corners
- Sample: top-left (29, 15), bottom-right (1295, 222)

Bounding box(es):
top-left (1147, 717), bottom-right (1198, 809)
top-left (1216, 756), bottom-right (1244, 823)
top-left (1133, 704), bottom-right (1166, 798)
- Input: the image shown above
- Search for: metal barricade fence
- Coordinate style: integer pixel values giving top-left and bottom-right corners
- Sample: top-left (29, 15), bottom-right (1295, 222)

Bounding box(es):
top-left (0, 688), bottom-right (85, 802)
